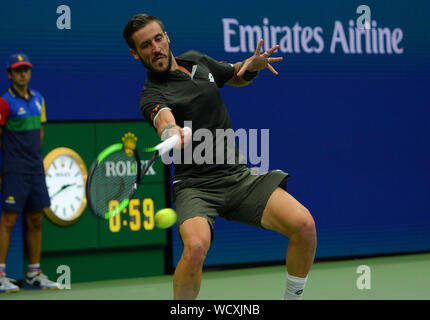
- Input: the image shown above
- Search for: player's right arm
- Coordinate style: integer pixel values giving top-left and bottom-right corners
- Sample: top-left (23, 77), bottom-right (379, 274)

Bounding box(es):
top-left (153, 108), bottom-right (178, 137)
top-left (154, 109), bottom-right (189, 148)
top-left (140, 88), bottom-right (189, 147)
top-left (0, 97), bottom-right (10, 126)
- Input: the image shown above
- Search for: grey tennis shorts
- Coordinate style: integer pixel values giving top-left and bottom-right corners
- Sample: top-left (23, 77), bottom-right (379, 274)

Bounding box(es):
top-left (172, 166), bottom-right (290, 240)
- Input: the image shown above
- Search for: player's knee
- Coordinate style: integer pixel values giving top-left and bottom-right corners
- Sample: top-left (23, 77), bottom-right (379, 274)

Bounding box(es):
top-left (26, 214), bottom-right (43, 231)
top-left (1, 212), bottom-right (19, 231)
top-left (182, 240), bottom-right (209, 269)
top-left (294, 208), bottom-right (316, 242)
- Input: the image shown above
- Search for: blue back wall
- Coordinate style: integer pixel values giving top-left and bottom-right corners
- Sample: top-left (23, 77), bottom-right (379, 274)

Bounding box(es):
top-left (1, 0), bottom-right (429, 267)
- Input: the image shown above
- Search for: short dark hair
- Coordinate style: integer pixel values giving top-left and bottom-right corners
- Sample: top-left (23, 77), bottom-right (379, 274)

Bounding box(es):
top-left (123, 14), bottom-right (166, 50)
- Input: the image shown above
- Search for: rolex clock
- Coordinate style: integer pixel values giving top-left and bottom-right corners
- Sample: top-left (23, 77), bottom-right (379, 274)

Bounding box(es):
top-left (43, 147), bottom-right (88, 226)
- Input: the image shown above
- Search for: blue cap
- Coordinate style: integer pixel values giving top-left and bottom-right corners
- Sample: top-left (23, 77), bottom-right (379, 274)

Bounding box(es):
top-left (7, 53), bottom-right (33, 69)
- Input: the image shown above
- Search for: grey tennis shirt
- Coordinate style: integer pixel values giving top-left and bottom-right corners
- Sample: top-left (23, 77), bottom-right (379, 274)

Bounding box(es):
top-left (140, 50), bottom-right (246, 182)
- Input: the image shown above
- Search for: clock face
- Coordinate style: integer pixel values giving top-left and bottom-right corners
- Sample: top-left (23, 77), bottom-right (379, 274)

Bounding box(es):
top-left (44, 148), bottom-right (88, 226)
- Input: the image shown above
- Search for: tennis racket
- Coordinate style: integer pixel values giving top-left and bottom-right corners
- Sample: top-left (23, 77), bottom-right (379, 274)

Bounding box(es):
top-left (86, 128), bottom-right (188, 219)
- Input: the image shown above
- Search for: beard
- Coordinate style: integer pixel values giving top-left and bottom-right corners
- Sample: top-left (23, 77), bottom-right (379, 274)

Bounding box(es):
top-left (140, 47), bottom-right (173, 78)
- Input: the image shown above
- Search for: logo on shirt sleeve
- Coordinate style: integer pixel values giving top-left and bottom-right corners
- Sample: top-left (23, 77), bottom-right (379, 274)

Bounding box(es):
top-left (208, 73), bottom-right (215, 83)
top-left (35, 101), bottom-right (42, 112)
top-left (150, 104), bottom-right (161, 121)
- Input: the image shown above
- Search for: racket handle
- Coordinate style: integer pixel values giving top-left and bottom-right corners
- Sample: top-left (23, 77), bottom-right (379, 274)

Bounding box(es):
top-left (155, 126), bottom-right (191, 156)
top-left (156, 134), bottom-right (179, 156)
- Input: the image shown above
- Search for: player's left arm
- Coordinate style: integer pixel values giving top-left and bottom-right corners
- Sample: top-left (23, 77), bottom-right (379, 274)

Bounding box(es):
top-left (0, 97), bottom-right (10, 185)
top-left (226, 39), bottom-right (283, 87)
top-left (40, 97), bottom-right (47, 144)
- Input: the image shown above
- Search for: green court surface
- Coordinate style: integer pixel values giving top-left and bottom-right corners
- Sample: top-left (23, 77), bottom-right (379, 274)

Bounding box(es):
top-left (1, 252), bottom-right (429, 300)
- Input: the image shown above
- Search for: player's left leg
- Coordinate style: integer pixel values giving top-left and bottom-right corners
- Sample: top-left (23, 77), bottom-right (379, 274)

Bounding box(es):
top-left (260, 187), bottom-right (317, 299)
top-left (23, 210), bottom-right (59, 290)
top-left (24, 174), bottom-right (58, 290)
top-left (24, 210), bottom-right (43, 266)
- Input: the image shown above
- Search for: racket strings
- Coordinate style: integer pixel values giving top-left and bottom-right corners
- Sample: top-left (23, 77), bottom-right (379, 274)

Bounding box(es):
top-left (88, 151), bottom-right (138, 217)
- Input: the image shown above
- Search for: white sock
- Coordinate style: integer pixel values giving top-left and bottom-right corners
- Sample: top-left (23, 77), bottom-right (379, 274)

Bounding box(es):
top-left (284, 272), bottom-right (308, 300)
top-left (0, 263), bottom-right (6, 277)
top-left (27, 264), bottom-right (41, 278)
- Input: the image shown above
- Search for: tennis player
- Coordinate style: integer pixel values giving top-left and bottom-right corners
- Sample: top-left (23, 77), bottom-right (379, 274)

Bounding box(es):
top-left (123, 14), bottom-right (317, 300)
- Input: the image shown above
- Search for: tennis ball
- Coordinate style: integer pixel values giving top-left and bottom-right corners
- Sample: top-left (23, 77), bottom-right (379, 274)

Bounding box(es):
top-left (154, 208), bottom-right (177, 229)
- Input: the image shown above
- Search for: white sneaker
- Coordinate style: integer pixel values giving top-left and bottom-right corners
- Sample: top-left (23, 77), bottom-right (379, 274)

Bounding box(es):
top-left (25, 271), bottom-right (60, 290)
top-left (0, 276), bottom-right (20, 293)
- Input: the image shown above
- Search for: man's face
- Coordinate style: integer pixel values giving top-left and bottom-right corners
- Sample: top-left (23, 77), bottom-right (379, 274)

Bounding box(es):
top-left (8, 65), bottom-right (32, 87)
top-left (130, 21), bottom-right (172, 74)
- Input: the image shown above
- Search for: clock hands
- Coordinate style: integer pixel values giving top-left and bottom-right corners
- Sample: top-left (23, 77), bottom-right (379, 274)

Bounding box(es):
top-left (50, 183), bottom-right (77, 199)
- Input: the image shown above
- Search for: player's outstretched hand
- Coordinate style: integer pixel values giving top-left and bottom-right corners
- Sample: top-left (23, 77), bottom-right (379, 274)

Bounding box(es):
top-left (237, 39), bottom-right (283, 76)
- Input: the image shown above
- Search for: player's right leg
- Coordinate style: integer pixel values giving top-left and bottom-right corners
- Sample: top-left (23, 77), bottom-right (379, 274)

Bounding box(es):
top-left (0, 173), bottom-right (29, 265)
top-left (0, 210), bottom-right (20, 264)
top-left (0, 173), bottom-right (32, 293)
top-left (174, 216), bottom-right (211, 300)
top-left (0, 273), bottom-right (20, 293)
top-left (0, 210), bottom-right (20, 293)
